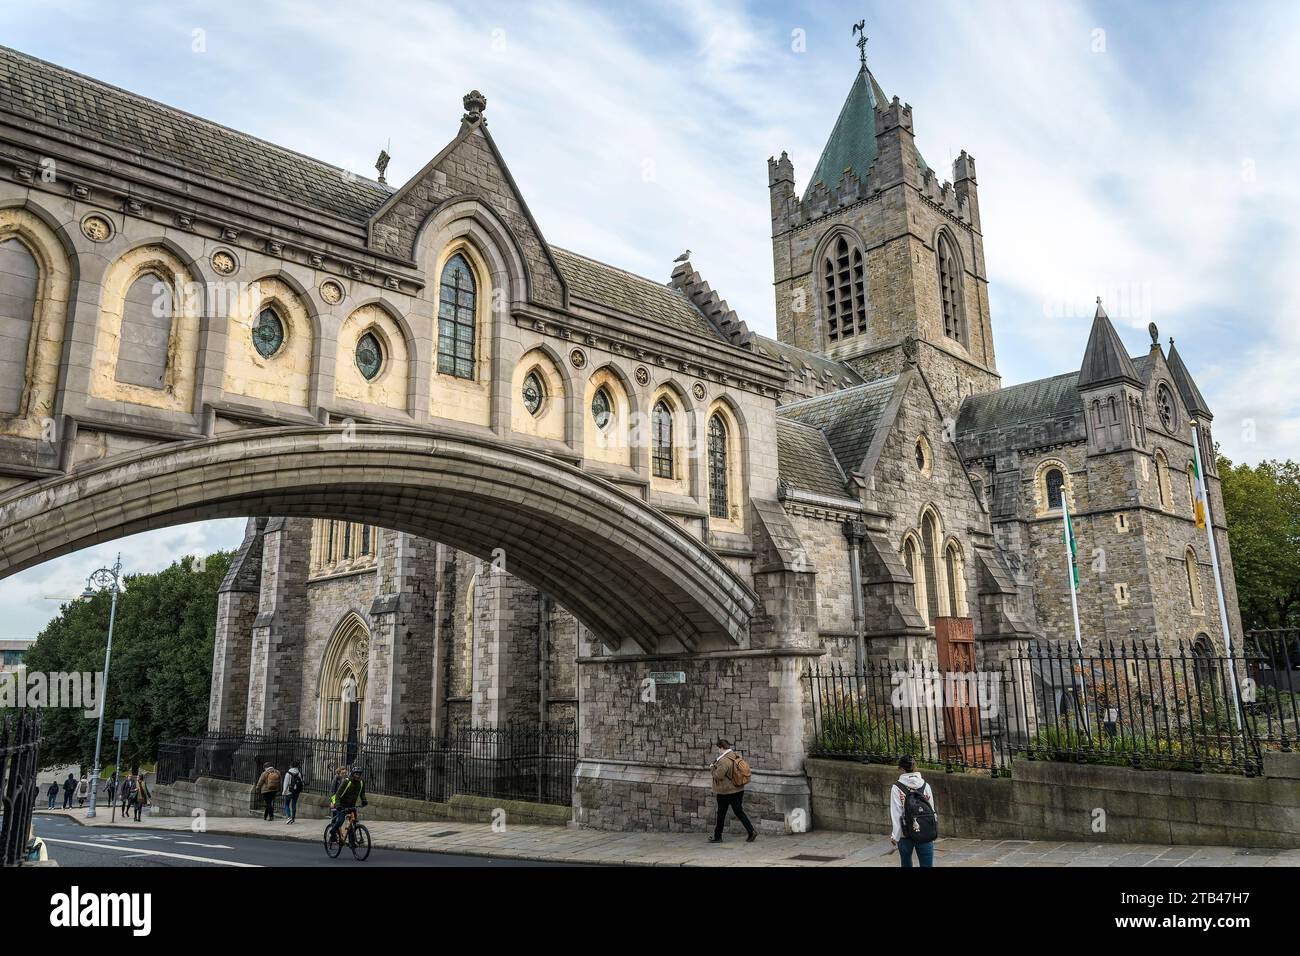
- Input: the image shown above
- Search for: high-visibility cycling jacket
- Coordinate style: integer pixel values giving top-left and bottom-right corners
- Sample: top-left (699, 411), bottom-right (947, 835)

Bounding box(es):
top-left (331, 777), bottom-right (366, 809)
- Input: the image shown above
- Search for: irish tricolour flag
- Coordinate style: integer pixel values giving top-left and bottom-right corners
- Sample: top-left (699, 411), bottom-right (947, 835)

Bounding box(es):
top-left (1191, 454), bottom-right (1208, 529)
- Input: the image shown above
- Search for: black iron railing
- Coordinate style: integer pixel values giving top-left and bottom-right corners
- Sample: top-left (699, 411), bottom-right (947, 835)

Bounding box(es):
top-left (156, 723), bottom-right (578, 807)
top-left (806, 632), bottom-right (1298, 777)
top-left (0, 710), bottom-right (41, 866)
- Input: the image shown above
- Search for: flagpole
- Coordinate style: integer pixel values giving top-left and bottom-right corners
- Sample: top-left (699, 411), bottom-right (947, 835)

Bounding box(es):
top-left (1190, 420), bottom-right (1243, 730)
top-left (1061, 498), bottom-right (1083, 650)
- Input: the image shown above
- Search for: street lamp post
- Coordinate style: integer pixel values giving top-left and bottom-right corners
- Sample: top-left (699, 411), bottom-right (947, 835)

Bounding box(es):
top-left (83, 554), bottom-right (122, 819)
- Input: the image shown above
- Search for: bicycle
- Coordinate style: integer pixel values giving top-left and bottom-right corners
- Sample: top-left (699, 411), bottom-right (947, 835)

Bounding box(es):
top-left (323, 807), bottom-right (371, 861)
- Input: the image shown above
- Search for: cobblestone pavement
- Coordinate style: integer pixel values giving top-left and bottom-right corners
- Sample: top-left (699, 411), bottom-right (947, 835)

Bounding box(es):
top-left (40, 808), bottom-right (1299, 867)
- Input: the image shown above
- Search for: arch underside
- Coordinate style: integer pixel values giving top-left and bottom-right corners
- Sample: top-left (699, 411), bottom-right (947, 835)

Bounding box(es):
top-left (0, 426), bottom-right (755, 653)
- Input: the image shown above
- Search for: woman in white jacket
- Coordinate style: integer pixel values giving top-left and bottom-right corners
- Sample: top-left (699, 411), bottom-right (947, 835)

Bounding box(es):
top-left (889, 755), bottom-right (937, 867)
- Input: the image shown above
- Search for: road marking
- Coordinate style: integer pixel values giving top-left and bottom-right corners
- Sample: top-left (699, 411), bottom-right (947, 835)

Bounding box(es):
top-left (43, 837), bottom-right (261, 867)
top-left (175, 841), bottom-right (234, 849)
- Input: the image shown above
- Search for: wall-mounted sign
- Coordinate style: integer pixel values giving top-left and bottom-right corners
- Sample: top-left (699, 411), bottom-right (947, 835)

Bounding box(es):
top-left (649, 671), bottom-right (686, 685)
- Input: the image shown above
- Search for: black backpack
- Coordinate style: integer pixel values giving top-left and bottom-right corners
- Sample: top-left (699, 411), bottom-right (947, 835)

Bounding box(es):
top-left (288, 769), bottom-right (303, 795)
top-left (895, 782), bottom-right (938, 844)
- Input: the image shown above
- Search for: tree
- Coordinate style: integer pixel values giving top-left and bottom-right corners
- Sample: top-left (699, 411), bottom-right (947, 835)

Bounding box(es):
top-left (1218, 455), bottom-right (1300, 630)
top-left (7, 552), bottom-right (232, 773)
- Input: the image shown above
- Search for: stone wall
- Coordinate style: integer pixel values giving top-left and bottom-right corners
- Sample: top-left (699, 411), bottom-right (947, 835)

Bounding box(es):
top-left (806, 753), bottom-right (1300, 848)
top-left (572, 647), bottom-right (818, 832)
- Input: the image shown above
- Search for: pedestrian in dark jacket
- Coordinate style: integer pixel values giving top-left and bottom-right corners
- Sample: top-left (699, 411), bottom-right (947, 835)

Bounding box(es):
top-left (120, 774), bottom-right (135, 815)
top-left (61, 773), bottom-right (76, 810)
top-left (46, 780), bottom-right (59, 809)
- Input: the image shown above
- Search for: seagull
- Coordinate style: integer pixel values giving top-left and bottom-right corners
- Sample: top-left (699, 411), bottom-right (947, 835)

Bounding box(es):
top-left (673, 249), bottom-right (691, 263)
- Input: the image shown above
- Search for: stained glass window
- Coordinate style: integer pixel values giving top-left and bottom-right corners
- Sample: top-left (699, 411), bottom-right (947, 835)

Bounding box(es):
top-left (356, 332), bottom-right (383, 380)
top-left (708, 413), bottom-right (729, 519)
top-left (523, 372), bottom-right (544, 416)
top-left (591, 387), bottom-right (612, 429)
top-left (1045, 468), bottom-right (1065, 509)
top-left (252, 307), bottom-right (284, 358)
top-left (1157, 383), bottom-right (1176, 432)
top-left (652, 400), bottom-right (674, 479)
top-left (438, 253), bottom-right (476, 380)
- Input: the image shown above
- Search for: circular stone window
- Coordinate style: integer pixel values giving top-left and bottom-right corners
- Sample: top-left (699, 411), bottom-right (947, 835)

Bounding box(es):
top-left (591, 387), bottom-right (612, 429)
top-left (522, 371), bottom-right (544, 416)
top-left (1156, 383), bottom-right (1177, 432)
top-left (252, 307), bottom-right (285, 358)
top-left (356, 332), bottom-right (383, 381)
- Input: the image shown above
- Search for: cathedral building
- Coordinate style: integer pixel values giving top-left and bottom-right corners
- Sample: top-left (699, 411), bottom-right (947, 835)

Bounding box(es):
top-left (0, 43), bottom-right (1240, 830)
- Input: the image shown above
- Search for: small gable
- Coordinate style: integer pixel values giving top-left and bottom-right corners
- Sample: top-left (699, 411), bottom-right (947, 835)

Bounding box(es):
top-left (369, 113), bottom-right (566, 309)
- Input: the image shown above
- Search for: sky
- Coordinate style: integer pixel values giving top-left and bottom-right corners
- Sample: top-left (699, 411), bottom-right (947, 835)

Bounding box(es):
top-left (1, 0), bottom-right (1297, 641)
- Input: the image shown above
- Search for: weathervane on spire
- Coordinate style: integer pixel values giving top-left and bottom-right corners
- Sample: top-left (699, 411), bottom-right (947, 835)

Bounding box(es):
top-left (852, 19), bottom-right (867, 66)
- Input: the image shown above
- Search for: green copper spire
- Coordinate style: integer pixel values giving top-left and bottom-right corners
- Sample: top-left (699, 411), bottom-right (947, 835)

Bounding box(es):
top-left (802, 63), bottom-right (929, 203)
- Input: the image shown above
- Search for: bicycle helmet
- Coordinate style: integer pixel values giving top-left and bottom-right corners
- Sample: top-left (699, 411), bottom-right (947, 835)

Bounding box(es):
top-left (351, 765), bottom-right (363, 775)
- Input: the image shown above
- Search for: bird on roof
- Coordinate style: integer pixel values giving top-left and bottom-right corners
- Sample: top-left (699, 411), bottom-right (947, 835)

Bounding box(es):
top-left (673, 249), bottom-right (691, 263)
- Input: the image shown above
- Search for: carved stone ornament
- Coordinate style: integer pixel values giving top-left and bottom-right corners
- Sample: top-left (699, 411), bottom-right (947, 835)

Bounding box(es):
top-left (692, 382), bottom-right (707, 402)
top-left (319, 280), bottom-right (344, 305)
top-left (211, 250), bottom-right (238, 275)
top-left (80, 215), bottom-right (112, 242)
top-left (635, 366), bottom-right (650, 387)
top-left (569, 348), bottom-right (587, 370)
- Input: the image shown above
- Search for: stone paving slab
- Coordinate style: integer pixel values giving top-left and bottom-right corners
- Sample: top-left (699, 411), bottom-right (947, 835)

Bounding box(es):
top-left (39, 808), bottom-right (1300, 868)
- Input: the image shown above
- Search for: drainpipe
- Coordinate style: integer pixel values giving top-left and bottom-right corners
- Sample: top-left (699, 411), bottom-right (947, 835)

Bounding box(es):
top-left (842, 520), bottom-right (867, 670)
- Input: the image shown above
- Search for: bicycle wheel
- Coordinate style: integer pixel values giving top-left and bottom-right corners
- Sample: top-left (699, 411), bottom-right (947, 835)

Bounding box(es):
top-left (324, 823), bottom-right (342, 859)
top-left (350, 824), bottom-right (371, 861)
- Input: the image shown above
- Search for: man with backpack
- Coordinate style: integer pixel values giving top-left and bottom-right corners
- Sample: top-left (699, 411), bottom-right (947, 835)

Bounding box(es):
top-left (254, 762), bottom-right (282, 821)
top-left (282, 761), bottom-right (304, 824)
top-left (890, 755), bottom-right (938, 867)
top-left (708, 737), bottom-right (756, 844)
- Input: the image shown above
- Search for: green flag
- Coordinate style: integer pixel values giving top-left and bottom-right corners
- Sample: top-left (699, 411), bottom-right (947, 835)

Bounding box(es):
top-left (1063, 499), bottom-right (1080, 589)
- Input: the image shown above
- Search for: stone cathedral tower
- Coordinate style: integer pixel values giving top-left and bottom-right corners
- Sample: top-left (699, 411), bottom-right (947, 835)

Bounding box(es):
top-left (768, 57), bottom-right (1001, 417)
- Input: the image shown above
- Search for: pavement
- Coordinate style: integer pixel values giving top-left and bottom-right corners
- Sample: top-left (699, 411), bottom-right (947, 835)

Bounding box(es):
top-left (37, 807), bottom-right (1300, 867)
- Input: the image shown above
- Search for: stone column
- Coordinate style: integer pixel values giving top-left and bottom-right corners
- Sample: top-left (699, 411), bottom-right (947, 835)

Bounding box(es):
top-left (472, 569), bottom-right (541, 728)
top-left (366, 530), bottom-right (438, 732)
top-left (243, 517), bottom-right (311, 734)
top-left (208, 518), bottom-right (264, 731)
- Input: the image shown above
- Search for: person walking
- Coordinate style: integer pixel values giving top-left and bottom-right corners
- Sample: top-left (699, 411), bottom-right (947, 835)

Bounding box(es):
top-left (61, 772), bottom-right (76, 810)
top-left (707, 737), bottom-right (756, 844)
top-left (124, 772), bottom-right (140, 820)
top-left (75, 775), bottom-right (89, 807)
top-left (890, 755), bottom-right (938, 868)
top-left (117, 773), bottom-right (130, 815)
top-left (106, 771), bottom-right (118, 803)
top-left (282, 761), bottom-right (304, 824)
top-left (133, 772), bottom-right (150, 822)
top-left (46, 779), bottom-right (59, 809)
top-left (253, 762), bottom-right (281, 821)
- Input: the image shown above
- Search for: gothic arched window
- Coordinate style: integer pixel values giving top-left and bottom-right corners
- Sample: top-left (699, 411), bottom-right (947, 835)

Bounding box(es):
top-left (1156, 450), bottom-right (1172, 509)
top-left (1045, 468), bottom-right (1065, 510)
top-left (252, 306), bottom-right (285, 358)
top-left (937, 231), bottom-right (964, 343)
top-left (1185, 548), bottom-right (1202, 610)
top-left (652, 399), bottom-right (674, 479)
top-left (707, 413), bottom-right (729, 519)
top-left (438, 253), bottom-right (476, 380)
top-left (115, 271), bottom-right (171, 389)
top-left (945, 542), bottom-right (965, 617)
top-left (921, 512), bottom-right (942, 624)
top-left (0, 237), bottom-right (38, 415)
top-left (903, 535), bottom-right (927, 624)
top-left (522, 371), bottom-right (544, 417)
top-left (822, 235), bottom-right (866, 344)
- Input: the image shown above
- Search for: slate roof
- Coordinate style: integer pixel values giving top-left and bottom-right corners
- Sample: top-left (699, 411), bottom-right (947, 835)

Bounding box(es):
top-left (751, 334), bottom-right (864, 389)
top-left (1078, 304), bottom-right (1141, 388)
top-left (803, 64), bottom-right (929, 202)
top-left (958, 354), bottom-right (1156, 438)
top-left (0, 46), bottom-right (393, 224)
top-left (550, 247), bottom-right (722, 340)
top-left (775, 418), bottom-right (849, 498)
top-left (1166, 343), bottom-right (1212, 417)
top-left (778, 376), bottom-right (900, 476)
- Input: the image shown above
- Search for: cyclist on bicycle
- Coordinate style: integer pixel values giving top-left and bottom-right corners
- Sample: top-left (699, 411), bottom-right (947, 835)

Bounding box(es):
top-left (328, 765), bottom-right (367, 841)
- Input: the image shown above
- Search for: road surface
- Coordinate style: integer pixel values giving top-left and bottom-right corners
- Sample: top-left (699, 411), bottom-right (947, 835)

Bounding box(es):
top-left (32, 815), bottom-right (578, 867)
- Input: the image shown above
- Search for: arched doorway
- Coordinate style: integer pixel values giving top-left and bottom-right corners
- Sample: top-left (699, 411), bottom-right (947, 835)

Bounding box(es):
top-left (319, 614), bottom-right (370, 747)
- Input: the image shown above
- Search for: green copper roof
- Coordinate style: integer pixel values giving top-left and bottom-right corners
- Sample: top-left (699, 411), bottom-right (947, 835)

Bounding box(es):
top-left (802, 65), bottom-right (927, 202)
